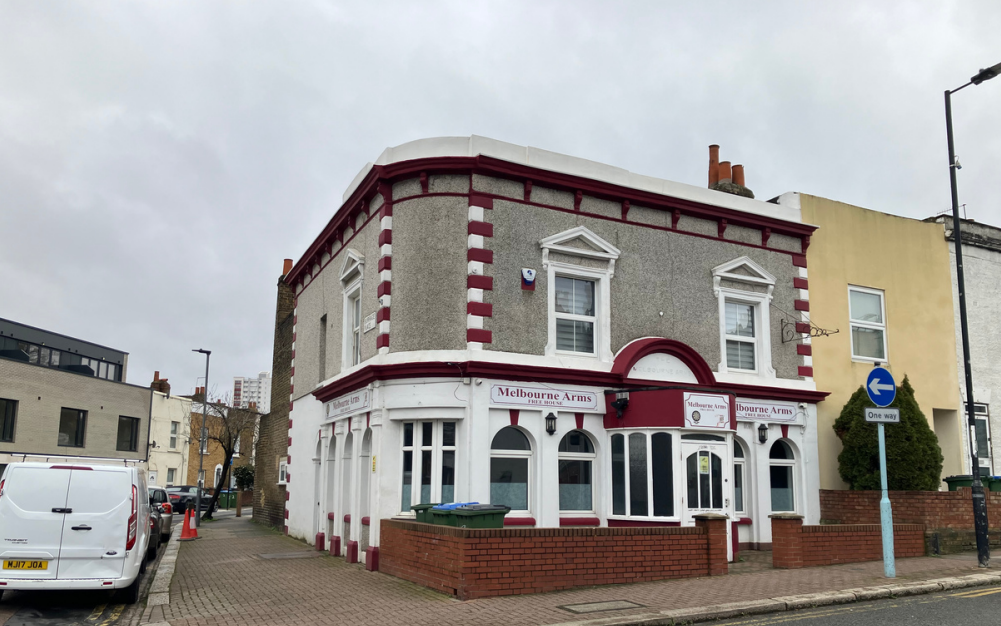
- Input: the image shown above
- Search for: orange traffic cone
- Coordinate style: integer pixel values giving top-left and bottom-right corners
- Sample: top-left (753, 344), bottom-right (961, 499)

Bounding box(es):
top-left (179, 508), bottom-right (200, 541)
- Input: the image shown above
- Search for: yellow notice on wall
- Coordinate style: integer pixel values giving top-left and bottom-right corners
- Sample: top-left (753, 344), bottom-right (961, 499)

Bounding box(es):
top-left (372, 455), bottom-right (377, 472)
top-left (699, 455), bottom-right (710, 474)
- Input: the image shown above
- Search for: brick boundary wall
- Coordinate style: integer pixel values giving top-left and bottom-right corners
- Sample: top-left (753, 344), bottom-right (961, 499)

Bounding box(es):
top-left (820, 488), bottom-right (1001, 529)
top-left (380, 516), bottom-right (728, 600)
top-left (771, 515), bottom-right (925, 569)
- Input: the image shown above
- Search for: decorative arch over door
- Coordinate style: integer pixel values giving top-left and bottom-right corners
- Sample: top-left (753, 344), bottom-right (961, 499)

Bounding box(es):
top-left (613, 338), bottom-right (717, 386)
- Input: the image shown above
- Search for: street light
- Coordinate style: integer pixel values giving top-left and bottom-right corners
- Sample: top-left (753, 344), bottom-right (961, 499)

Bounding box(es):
top-left (192, 348), bottom-right (211, 528)
top-left (944, 61), bottom-right (1001, 568)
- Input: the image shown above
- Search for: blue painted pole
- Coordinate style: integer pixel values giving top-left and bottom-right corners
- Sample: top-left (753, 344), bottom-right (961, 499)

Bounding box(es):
top-left (878, 422), bottom-right (896, 578)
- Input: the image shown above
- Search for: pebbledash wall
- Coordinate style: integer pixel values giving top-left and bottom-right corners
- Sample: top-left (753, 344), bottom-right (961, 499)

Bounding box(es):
top-left (280, 136), bottom-right (830, 572)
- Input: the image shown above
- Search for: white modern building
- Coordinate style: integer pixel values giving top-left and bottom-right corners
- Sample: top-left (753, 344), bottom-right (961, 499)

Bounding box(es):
top-left (281, 137), bottom-right (828, 568)
top-left (233, 371), bottom-right (271, 414)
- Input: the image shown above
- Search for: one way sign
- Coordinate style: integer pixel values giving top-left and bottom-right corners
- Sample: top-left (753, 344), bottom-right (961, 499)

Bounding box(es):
top-left (866, 367), bottom-right (896, 407)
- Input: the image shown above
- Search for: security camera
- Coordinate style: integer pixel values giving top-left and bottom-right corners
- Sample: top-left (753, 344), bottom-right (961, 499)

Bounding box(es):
top-left (954, 156), bottom-right (963, 170)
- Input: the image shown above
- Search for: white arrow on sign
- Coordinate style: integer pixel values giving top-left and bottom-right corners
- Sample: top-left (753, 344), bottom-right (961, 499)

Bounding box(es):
top-left (869, 379), bottom-right (894, 395)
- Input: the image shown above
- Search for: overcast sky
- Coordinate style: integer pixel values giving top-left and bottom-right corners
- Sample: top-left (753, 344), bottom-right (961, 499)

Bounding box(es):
top-left (1, 1), bottom-right (999, 401)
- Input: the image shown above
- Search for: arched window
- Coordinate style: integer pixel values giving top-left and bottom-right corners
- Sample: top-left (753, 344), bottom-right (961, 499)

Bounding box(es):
top-left (558, 431), bottom-right (595, 512)
top-left (490, 427), bottom-right (531, 512)
top-left (769, 440), bottom-right (795, 512)
top-left (213, 464), bottom-right (223, 491)
top-left (733, 439), bottom-right (746, 515)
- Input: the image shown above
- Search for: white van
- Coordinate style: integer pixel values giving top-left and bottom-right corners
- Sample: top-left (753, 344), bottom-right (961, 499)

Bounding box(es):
top-left (0, 462), bottom-right (152, 604)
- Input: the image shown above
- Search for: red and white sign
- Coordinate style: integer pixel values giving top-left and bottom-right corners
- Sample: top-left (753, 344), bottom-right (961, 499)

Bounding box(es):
top-left (735, 399), bottom-right (798, 423)
top-left (325, 389), bottom-right (371, 420)
top-left (490, 384), bottom-right (598, 410)
top-left (683, 393), bottom-right (731, 430)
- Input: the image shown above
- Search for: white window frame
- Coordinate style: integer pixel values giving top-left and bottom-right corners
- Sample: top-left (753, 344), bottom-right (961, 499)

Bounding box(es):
top-left (733, 440), bottom-right (746, 516)
top-left (278, 459), bottom-right (288, 485)
top-left (712, 256), bottom-right (776, 379)
top-left (769, 440), bottom-right (797, 513)
top-left (233, 434), bottom-right (241, 457)
top-left (552, 273), bottom-right (600, 358)
top-left (340, 249), bottom-right (365, 369)
top-left (557, 430), bottom-right (596, 515)
top-left (399, 420), bottom-right (457, 515)
top-left (608, 430), bottom-right (679, 522)
top-left (848, 285), bottom-right (888, 363)
top-left (169, 421), bottom-right (179, 449)
top-left (540, 226), bottom-right (620, 362)
top-left (722, 299), bottom-right (760, 373)
top-left (489, 426), bottom-right (533, 516)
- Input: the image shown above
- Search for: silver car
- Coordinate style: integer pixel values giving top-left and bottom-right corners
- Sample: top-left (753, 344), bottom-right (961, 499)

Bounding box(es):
top-left (148, 486), bottom-right (174, 542)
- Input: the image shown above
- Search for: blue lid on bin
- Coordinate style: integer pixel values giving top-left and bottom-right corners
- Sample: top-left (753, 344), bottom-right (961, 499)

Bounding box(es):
top-left (431, 502), bottom-right (479, 510)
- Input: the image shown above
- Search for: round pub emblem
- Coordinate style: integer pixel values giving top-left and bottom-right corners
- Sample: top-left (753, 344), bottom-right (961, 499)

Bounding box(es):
top-left (691, 410), bottom-right (701, 423)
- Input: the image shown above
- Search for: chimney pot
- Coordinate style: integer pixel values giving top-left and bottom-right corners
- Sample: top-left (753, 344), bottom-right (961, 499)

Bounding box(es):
top-left (718, 161), bottom-right (732, 185)
top-left (732, 164), bottom-right (745, 187)
top-left (708, 145), bottom-right (720, 187)
top-left (153, 370), bottom-right (159, 381)
top-left (283, 259), bottom-right (293, 275)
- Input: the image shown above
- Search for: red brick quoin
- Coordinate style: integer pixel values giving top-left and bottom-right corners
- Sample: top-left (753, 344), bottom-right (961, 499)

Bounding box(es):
top-left (770, 514), bottom-right (925, 569)
top-left (379, 515), bottom-right (728, 600)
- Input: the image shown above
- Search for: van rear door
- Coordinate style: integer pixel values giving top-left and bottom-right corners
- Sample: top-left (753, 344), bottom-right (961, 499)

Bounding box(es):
top-left (56, 468), bottom-right (132, 580)
top-left (0, 465), bottom-right (72, 580)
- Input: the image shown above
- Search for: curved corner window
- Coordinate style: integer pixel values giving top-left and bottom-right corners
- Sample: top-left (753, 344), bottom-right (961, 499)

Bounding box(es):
top-left (769, 440), bottom-right (795, 512)
top-left (490, 427), bottom-right (531, 512)
top-left (558, 430), bottom-right (595, 512)
top-left (610, 431), bottom-right (674, 519)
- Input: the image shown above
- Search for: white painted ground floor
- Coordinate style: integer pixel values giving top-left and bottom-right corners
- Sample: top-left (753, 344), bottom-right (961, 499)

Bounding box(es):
top-left (284, 340), bottom-right (824, 564)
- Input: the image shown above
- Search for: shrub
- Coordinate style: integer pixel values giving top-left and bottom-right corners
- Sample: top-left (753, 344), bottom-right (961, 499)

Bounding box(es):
top-left (834, 376), bottom-right (943, 490)
top-left (233, 465), bottom-right (255, 490)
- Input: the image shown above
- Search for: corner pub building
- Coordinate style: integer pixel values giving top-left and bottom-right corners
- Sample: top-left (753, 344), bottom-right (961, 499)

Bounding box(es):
top-left (282, 136), bottom-right (828, 573)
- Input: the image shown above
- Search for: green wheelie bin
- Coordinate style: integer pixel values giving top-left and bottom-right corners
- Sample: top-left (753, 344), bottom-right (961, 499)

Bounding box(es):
top-left (454, 504), bottom-right (511, 529)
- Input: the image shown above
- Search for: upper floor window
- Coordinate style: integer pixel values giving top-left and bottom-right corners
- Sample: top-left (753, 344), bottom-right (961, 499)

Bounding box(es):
top-left (116, 416), bottom-right (140, 452)
top-left (340, 249), bottom-right (365, 368)
top-left (58, 407), bottom-right (87, 447)
top-left (712, 256), bottom-right (776, 378)
top-left (541, 226), bottom-right (620, 361)
top-left (724, 301), bottom-right (757, 371)
top-left (849, 286), bottom-right (887, 361)
top-left (169, 421), bottom-right (179, 449)
top-left (0, 398), bottom-right (17, 443)
top-left (555, 277), bottom-right (596, 354)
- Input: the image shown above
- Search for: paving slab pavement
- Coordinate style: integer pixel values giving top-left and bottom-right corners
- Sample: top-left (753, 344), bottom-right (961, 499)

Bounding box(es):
top-left (142, 516), bottom-right (994, 626)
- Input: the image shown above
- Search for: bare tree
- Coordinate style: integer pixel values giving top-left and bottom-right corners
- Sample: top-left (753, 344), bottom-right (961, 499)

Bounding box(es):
top-left (195, 400), bottom-right (260, 520)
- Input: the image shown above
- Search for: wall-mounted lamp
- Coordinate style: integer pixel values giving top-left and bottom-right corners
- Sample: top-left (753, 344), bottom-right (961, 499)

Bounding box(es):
top-left (545, 412), bottom-right (557, 435)
top-left (611, 391), bottom-right (630, 419)
top-left (758, 423), bottom-right (769, 445)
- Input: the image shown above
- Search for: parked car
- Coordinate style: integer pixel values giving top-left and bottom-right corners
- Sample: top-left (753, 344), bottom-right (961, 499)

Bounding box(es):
top-left (165, 485), bottom-right (216, 515)
top-left (0, 462), bottom-right (152, 604)
top-left (148, 487), bottom-right (173, 542)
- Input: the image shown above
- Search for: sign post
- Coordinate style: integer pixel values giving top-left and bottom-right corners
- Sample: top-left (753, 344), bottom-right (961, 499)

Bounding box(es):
top-left (866, 367), bottom-right (898, 578)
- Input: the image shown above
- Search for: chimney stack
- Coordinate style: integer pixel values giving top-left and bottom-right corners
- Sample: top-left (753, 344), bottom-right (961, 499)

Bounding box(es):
top-left (707, 145), bottom-right (754, 199)
top-left (150, 371), bottom-right (171, 395)
top-left (732, 164), bottom-right (745, 187)
top-left (283, 259), bottom-right (293, 276)
top-left (708, 145), bottom-right (720, 187)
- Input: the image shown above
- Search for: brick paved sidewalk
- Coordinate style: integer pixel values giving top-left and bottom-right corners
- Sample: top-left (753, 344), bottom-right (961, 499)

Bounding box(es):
top-left (142, 515), bottom-right (985, 626)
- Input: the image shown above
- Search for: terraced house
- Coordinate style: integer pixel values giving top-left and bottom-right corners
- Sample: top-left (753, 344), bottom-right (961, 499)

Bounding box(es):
top-left (279, 137), bottom-right (828, 571)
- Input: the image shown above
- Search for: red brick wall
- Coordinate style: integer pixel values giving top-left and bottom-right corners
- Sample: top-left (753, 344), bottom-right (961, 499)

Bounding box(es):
top-left (820, 488), bottom-right (1001, 530)
top-left (771, 516), bottom-right (925, 569)
top-left (380, 518), bottom-right (728, 600)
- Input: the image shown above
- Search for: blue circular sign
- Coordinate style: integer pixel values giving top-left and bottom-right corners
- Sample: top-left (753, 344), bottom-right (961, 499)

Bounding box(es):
top-left (866, 367), bottom-right (896, 407)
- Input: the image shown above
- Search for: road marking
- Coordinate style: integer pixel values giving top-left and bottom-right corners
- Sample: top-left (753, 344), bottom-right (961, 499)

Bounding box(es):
top-left (86, 604), bottom-right (107, 622)
top-left (98, 604), bottom-right (124, 626)
top-left (954, 587), bottom-right (1001, 598)
top-left (950, 587), bottom-right (1001, 597)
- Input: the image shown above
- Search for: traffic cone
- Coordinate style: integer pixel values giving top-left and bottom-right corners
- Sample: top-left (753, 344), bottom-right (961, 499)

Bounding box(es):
top-left (179, 508), bottom-right (200, 541)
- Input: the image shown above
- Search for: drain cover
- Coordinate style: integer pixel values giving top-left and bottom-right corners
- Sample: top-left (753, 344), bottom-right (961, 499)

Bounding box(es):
top-left (256, 551), bottom-right (323, 560)
top-left (559, 600), bottom-right (645, 614)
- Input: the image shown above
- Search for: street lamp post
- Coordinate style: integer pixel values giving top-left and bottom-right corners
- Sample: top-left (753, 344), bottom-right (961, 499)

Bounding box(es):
top-left (944, 61), bottom-right (1001, 569)
top-left (193, 348), bottom-right (211, 528)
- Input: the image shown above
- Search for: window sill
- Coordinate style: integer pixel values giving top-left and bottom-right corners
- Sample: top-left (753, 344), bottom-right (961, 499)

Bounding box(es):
top-left (851, 357), bottom-right (888, 364)
top-left (559, 516), bottom-right (600, 527)
top-left (503, 516), bottom-right (536, 526)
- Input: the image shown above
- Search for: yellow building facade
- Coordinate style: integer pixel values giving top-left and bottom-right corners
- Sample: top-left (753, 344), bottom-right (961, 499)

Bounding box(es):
top-left (791, 193), bottom-right (964, 489)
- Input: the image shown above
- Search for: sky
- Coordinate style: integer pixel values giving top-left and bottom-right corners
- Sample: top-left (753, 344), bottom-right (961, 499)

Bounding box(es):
top-left (1, 1), bottom-right (999, 402)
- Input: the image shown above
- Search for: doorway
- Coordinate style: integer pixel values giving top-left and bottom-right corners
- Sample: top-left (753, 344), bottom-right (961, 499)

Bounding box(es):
top-left (681, 437), bottom-right (733, 561)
